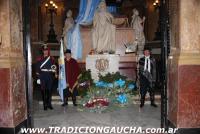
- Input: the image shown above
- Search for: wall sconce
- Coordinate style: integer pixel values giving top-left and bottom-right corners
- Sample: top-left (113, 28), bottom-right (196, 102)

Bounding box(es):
top-left (153, 0), bottom-right (160, 8)
top-left (45, 1), bottom-right (58, 14)
top-left (45, 0), bottom-right (58, 43)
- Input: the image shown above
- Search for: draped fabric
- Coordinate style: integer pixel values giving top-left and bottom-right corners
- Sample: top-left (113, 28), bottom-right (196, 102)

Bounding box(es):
top-left (75, 0), bottom-right (88, 22)
top-left (67, 0), bottom-right (100, 59)
top-left (58, 40), bottom-right (67, 102)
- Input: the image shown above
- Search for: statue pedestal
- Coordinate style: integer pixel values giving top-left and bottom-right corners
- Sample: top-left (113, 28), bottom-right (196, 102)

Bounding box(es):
top-left (86, 54), bottom-right (120, 81)
top-left (81, 27), bottom-right (135, 62)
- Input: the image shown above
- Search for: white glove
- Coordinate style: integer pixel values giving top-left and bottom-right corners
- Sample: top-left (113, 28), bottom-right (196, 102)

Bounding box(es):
top-left (37, 79), bottom-right (41, 84)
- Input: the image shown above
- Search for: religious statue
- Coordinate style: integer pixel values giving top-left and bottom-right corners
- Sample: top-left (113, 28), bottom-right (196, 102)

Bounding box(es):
top-left (131, 8), bottom-right (146, 55)
top-left (62, 10), bottom-right (74, 49)
top-left (92, 0), bottom-right (116, 54)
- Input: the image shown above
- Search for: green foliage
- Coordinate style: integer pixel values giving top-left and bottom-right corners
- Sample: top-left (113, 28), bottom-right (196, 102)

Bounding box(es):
top-left (98, 72), bottom-right (127, 83)
top-left (78, 70), bottom-right (93, 97)
top-left (78, 88), bottom-right (88, 98)
top-left (78, 71), bottom-right (138, 110)
top-left (125, 79), bottom-right (135, 85)
top-left (78, 69), bottom-right (93, 84)
top-left (78, 72), bottom-right (139, 113)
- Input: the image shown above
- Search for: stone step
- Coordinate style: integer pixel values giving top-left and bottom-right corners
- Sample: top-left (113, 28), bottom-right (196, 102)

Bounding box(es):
top-left (51, 95), bottom-right (161, 100)
top-left (38, 95), bottom-right (161, 105)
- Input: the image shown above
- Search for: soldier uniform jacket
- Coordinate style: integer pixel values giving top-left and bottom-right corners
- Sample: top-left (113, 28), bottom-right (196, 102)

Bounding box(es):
top-left (36, 56), bottom-right (55, 75)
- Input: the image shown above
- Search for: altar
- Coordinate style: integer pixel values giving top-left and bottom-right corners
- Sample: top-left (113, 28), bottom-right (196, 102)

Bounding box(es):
top-left (81, 27), bottom-right (137, 81)
top-left (44, 27), bottom-right (137, 81)
top-left (80, 27), bottom-right (136, 62)
top-left (86, 54), bottom-right (120, 81)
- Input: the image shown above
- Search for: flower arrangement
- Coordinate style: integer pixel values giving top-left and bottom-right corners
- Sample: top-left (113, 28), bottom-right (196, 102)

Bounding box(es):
top-left (77, 70), bottom-right (93, 97)
top-left (78, 72), bottom-right (137, 113)
top-left (84, 97), bottom-right (109, 108)
top-left (78, 69), bottom-right (93, 85)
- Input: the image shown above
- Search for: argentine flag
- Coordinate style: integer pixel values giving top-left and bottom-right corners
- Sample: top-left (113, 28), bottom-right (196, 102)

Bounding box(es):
top-left (68, 0), bottom-right (100, 59)
top-left (58, 39), bottom-right (67, 102)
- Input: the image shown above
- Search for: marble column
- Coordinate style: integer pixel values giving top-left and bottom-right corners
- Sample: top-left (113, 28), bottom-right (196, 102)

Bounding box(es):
top-left (168, 0), bottom-right (200, 128)
top-left (0, 0), bottom-right (27, 130)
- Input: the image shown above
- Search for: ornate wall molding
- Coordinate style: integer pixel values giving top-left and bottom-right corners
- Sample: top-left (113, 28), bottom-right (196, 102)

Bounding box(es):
top-left (178, 53), bottom-right (200, 65)
top-left (0, 57), bottom-right (25, 68)
top-left (169, 46), bottom-right (200, 65)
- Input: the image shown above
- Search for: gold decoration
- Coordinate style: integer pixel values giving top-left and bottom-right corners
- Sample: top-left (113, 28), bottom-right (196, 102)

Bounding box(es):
top-left (95, 59), bottom-right (109, 72)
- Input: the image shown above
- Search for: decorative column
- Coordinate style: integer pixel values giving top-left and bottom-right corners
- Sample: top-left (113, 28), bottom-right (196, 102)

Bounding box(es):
top-left (168, 0), bottom-right (200, 130)
top-left (0, 0), bottom-right (27, 133)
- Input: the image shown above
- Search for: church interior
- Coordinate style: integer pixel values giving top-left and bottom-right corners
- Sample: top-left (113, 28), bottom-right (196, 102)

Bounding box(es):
top-left (0, 0), bottom-right (200, 134)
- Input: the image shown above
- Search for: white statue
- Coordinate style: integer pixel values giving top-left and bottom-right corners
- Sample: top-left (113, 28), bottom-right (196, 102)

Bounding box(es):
top-left (92, 1), bottom-right (116, 53)
top-left (62, 10), bottom-right (74, 49)
top-left (131, 8), bottom-right (146, 55)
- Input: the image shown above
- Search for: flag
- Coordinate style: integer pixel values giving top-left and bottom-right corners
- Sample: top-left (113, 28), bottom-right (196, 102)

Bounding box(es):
top-left (58, 39), bottom-right (67, 102)
top-left (68, 0), bottom-right (100, 59)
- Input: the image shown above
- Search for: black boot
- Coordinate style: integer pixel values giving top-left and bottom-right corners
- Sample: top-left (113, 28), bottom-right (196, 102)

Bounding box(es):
top-left (62, 97), bottom-right (68, 106)
top-left (139, 83), bottom-right (147, 108)
top-left (47, 89), bottom-right (53, 110)
top-left (61, 91), bottom-right (66, 107)
top-left (44, 105), bottom-right (47, 110)
top-left (151, 103), bottom-right (157, 107)
top-left (140, 98), bottom-right (145, 108)
top-left (150, 91), bottom-right (157, 108)
top-left (43, 90), bottom-right (48, 110)
top-left (62, 89), bottom-right (68, 107)
top-left (61, 102), bottom-right (66, 107)
top-left (66, 97), bottom-right (68, 106)
top-left (140, 101), bottom-right (144, 108)
top-left (43, 102), bottom-right (47, 110)
top-left (72, 96), bottom-right (77, 106)
top-left (48, 105), bottom-right (53, 110)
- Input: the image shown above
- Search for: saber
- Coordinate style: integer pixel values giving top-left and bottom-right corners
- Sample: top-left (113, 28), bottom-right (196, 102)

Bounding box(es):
top-left (51, 65), bottom-right (57, 72)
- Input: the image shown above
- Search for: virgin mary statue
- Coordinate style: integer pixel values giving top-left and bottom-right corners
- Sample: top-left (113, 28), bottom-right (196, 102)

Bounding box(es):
top-left (62, 10), bottom-right (74, 49)
top-left (92, 0), bottom-right (116, 53)
top-left (131, 8), bottom-right (145, 55)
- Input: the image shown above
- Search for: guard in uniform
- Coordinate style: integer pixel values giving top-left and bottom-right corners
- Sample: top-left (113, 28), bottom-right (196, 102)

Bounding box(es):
top-left (139, 47), bottom-right (157, 108)
top-left (36, 45), bottom-right (56, 110)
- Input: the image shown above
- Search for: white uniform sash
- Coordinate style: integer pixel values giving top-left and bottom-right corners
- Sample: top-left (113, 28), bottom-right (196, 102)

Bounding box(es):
top-left (40, 56), bottom-right (50, 69)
